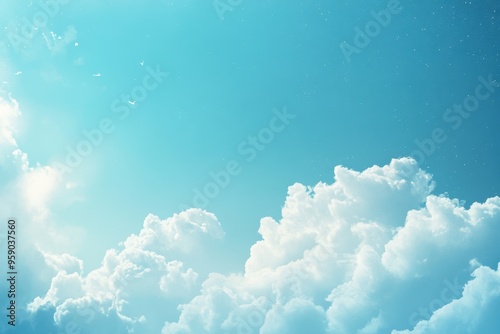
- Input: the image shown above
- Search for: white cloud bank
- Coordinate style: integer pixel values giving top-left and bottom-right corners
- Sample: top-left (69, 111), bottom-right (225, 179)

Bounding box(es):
top-left (26, 209), bottom-right (224, 333)
top-left (23, 157), bottom-right (500, 334)
top-left (2, 97), bottom-right (500, 333)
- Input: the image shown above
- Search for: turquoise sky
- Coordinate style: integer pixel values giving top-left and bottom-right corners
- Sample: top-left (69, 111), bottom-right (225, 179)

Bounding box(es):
top-left (1, 1), bottom-right (500, 333)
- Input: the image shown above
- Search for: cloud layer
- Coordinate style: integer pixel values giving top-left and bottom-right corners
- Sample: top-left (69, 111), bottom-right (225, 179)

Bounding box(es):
top-left (2, 97), bottom-right (500, 333)
top-left (23, 157), bottom-right (500, 334)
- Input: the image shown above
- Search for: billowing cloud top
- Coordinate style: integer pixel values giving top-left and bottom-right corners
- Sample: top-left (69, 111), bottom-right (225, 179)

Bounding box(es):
top-left (1, 100), bottom-right (498, 333)
top-left (124, 210), bottom-right (224, 254)
top-left (20, 157), bottom-right (500, 334)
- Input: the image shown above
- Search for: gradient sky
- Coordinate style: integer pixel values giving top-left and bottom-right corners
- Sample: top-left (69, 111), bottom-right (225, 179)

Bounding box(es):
top-left (1, 1), bottom-right (500, 333)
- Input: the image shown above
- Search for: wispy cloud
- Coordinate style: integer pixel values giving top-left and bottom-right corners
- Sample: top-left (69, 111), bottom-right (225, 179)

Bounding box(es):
top-left (42, 26), bottom-right (78, 54)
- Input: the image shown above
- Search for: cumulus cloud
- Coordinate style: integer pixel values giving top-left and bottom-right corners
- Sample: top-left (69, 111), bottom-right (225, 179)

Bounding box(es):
top-left (392, 264), bottom-right (500, 334)
top-left (28, 209), bottom-right (224, 333)
top-left (13, 154), bottom-right (500, 333)
top-left (160, 158), bottom-right (500, 334)
top-left (123, 210), bottom-right (224, 254)
top-left (260, 298), bottom-right (327, 334)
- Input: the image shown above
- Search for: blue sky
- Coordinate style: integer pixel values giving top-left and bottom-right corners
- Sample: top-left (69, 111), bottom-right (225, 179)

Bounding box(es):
top-left (1, 0), bottom-right (500, 333)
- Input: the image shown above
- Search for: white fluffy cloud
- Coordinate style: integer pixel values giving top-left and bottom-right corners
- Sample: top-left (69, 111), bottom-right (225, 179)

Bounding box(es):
top-left (27, 208), bottom-right (224, 333)
top-left (9, 147), bottom-right (500, 333)
top-left (159, 158), bottom-right (500, 334)
top-left (124, 210), bottom-right (224, 254)
top-left (393, 264), bottom-right (500, 334)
